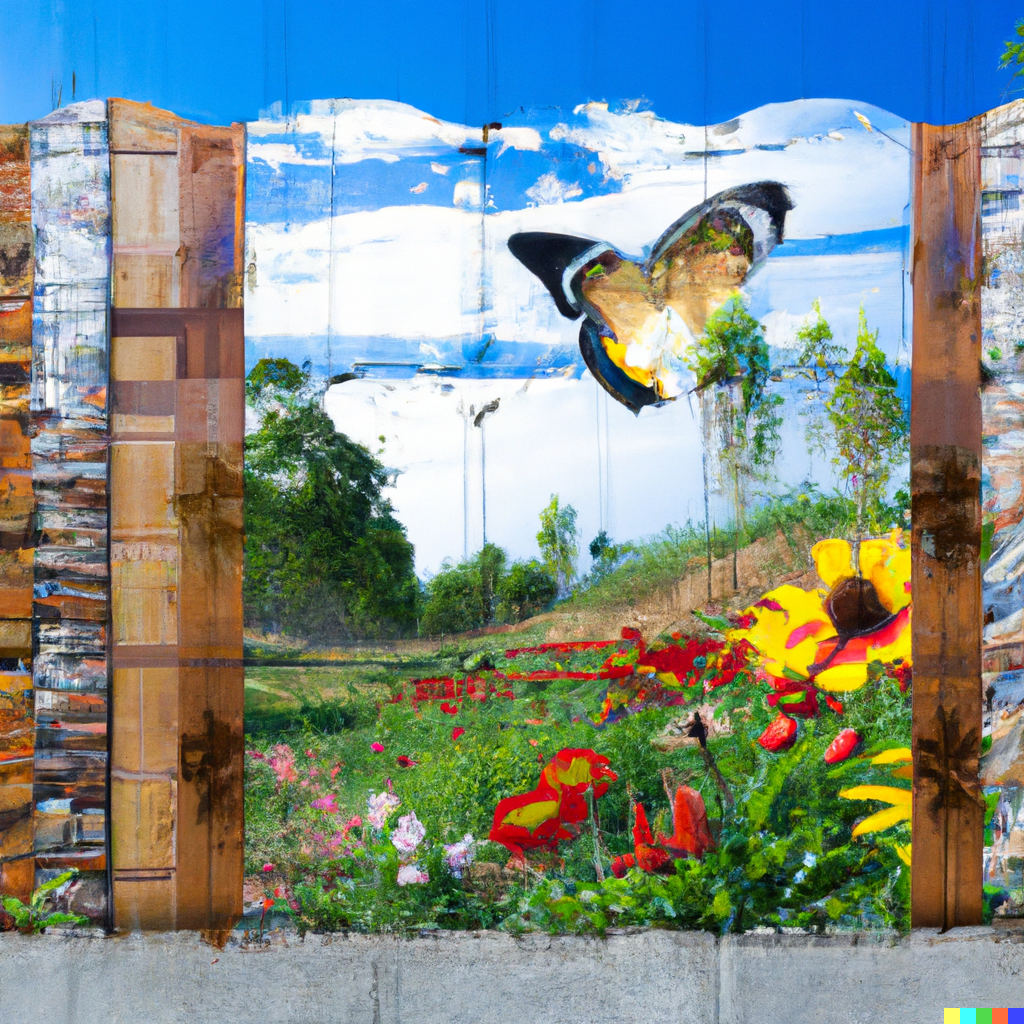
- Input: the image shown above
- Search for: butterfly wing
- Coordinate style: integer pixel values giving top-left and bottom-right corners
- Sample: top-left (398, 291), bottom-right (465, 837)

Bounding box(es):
top-left (507, 182), bottom-right (792, 413)
top-left (649, 182), bottom-right (794, 340)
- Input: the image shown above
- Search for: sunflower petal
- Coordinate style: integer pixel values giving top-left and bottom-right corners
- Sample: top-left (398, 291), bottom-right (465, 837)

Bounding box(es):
top-left (851, 803), bottom-right (911, 837)
top-left (870, 547), bottom-right (911, 613)
top-left (871, 747), bottom-right (912, 764)
top-left (815, 662), bottom-right (869, 692)
top-left (812, 539), bottom-right (855, 587)
top-left (840, 785), bottom-right (912, 806)
top-left (895, 844), bottom-right (912, 866)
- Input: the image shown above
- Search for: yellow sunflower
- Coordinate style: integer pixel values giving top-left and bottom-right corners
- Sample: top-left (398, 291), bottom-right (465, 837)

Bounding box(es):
top-left (728, 530), bottom-right (911, 693)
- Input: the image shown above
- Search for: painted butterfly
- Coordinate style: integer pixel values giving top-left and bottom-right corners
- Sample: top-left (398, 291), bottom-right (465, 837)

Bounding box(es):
top-left (508, 181), bottom-right (793, 413)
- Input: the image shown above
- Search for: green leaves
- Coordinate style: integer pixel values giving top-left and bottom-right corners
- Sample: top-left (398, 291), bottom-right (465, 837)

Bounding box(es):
top-left (1000, 19), bottom-right (1024, 87)
top-left (244, 373), bottom-right (418, 639)
top-left (537, 495), bottom-right (579, 595)
top-left (0, 870), bottom-right (89, 933)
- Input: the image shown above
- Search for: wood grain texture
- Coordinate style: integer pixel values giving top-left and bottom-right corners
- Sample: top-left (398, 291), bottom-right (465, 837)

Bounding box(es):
top-left (911, 119), bottom-right (984, 929)
top-left (109, 94), bottom-right (244, 931)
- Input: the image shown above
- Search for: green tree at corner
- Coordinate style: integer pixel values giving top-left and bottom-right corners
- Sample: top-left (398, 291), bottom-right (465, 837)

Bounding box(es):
top-left (244, 359), bottom-right (418, 639)
top-left (537, 494), bottom-right (579, 596)
top-left (824, 307), bottom-right (908, 536)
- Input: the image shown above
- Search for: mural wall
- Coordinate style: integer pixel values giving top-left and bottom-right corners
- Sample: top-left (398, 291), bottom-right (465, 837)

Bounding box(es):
top-left (0, 91), bottom-right (1008, 935)
top-left (240, 98), bottom-right (917, 934)
top-left (982, 100), bottom-right (1024, 916)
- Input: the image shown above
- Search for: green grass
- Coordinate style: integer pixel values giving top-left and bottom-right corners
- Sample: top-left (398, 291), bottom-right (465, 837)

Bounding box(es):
top-left (569, 489), bottom-right (862, 610)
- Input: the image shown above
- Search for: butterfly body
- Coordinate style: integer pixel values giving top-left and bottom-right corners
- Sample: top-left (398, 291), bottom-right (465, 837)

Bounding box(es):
top-left (509, 181), bottom-right (793, 412)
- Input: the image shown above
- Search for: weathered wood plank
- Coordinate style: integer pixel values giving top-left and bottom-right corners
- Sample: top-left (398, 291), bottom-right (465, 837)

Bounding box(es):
top-left (178, 125), bottom-right (245, 309)
top-left (29, 102), bottom-right (112, 916)
top-left (0, 123), bottom-right (37, 904)
top-left (109, 97), bottom-right (244, 932)
top-left (911, 119), bottom-right (984, 929)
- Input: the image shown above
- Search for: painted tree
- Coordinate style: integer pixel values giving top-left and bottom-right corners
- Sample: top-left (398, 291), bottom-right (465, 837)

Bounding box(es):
top-left (689, 294), bottom-right (782, 586)
top-left (823, 307), bottom-right (908, 537)
top-left (537, 495), bottom-right (579, 597)
top-left (794, 299), bottom-right (846, 456)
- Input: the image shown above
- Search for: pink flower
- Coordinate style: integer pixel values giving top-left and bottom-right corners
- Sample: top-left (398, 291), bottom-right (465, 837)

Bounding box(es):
top-left (246, 750), bottom-right (265, 760)
top-left (390, 811), bottom-right (426, 856)
top-left (396, 755), bottom-right (417, 768)
top-left (268, 744), bottom-right (298, 786)
top-left (371, 742), bottom-right (385, 753)
top-left (305, 749), bottom-right (315, 758)
top-left (330, 765), bottom-right (342, 780)
top-left (366, 790), bottom-right (401, 829)
top-left (311, 795), bottom-right (338, 813)
top-left (344, 815), bottom-right (363, 831)
top-left (396, 863), bottom-right (429, 886)
top-left (443, 834), bottom-right (477, 879)
top-left (262, 863), bottom-right (274, 873)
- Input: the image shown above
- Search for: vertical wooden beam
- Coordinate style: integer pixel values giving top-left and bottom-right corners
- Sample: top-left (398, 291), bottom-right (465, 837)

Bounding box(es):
top-left (0, 125), bottom-right (35, 903)
top-left (911, 119), bottom-right (984, 929)
top-left (109, 99), bottom-right (244, 931)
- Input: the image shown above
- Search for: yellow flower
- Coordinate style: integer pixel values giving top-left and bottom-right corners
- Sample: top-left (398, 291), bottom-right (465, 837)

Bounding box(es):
top-left (839, 784), bottom-right (912, 837)
top-left (841, 750), bottom-right (912, 863)
top-left (728, 531), bottom-right (911, 693)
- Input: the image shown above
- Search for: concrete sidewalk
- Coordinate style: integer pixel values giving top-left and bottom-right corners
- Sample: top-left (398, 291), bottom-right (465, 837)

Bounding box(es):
top-left (1, 926), bottom-right (1023, 1023)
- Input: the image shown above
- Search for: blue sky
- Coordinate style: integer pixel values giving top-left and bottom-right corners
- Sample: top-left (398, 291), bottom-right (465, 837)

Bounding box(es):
top-left (0, 0), bottom-right (1015, 128)
top-left (243, 96), bottom-right (912, 571)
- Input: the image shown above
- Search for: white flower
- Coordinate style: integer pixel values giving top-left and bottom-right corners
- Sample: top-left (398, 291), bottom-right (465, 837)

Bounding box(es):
top-left (442, 834), bottom-right (477, 879)
top-left (366, 791), bottom-right (401, 830)
top-left (397, 863), bottom-right (429, 886)
top-left (390, 811), bottom-right (426, 856)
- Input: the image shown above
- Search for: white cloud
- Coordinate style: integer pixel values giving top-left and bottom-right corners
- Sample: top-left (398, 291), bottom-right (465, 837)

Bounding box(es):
top-left (525, 172), bottom-right (583, 205)
top-left (247, 141), bottom-right (331, 171)
top-left (492, 126), bottom-right (543, 156)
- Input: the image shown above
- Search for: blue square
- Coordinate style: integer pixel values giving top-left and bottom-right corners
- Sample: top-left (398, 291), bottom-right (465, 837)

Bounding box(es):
top-left (1007, 1009), bottom-right (1024, 1024)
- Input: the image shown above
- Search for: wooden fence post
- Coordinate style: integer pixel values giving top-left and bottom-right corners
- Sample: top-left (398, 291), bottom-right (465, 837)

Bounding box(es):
top-left (910, 119), bottom-right (984, 929)
top-left (109, 100), bottom-right (244, 932)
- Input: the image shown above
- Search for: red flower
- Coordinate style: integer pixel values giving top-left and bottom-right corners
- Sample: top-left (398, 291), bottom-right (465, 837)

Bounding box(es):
top-left (440, 702), bottom-right (459, 715)
top-left (892, 663), bottom-right (912, 693)
top-left (657, 786), bottom-right (713, 860)
top-left (489, 748), bottom-right (618, 859)
top-left (396, 755), bottom-right (417, 768)
top-left (824, 728), bottom-right (861, 764)
top-left (610, 854), bottom-right (636, 878)
top-left (825, 695), bottom-right (844, 715)
top-left (631, 804), bottom-right (672, 873)
top-left (766, 676), bottom-right (819, 717)
top-left (451, 727), bottom-right (465, 741)
top-left (758, 713), bottom-right (798, 753)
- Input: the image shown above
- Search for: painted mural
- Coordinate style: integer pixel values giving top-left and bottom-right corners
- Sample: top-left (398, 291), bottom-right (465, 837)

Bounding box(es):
top-left (240, 98), bottom-right (916, 934)
top-left (981, 98), bottom-right (1024, 917)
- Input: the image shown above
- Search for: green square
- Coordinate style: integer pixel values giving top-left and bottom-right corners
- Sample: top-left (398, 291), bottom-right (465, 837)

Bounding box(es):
top-left (977, 1011), bottom-right (993, 1024)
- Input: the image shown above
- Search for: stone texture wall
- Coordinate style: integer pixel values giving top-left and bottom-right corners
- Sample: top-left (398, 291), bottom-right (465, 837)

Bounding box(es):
top-left (2, 927), bottom-right (1024, 1023)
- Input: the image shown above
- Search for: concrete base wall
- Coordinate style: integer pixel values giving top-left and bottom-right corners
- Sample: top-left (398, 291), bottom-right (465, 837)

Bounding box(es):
top-left (2, 927), bottom-right (1024, 1023)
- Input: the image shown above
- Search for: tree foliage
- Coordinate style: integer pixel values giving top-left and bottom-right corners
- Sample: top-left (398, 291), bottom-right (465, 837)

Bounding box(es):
top-left (243, 359), bottom-right (418, 639)
top-left (420, 544), bottom-right (557, 636)
top-left (1001, 19), bottom-right (1024, 92)
top-left (796, 305), bottom-right (908, 536)
top-left (689, 294), bottom-right (782, 526)
top-left (537, 494), bottom-right (579, 595)
top-left (825, 308), bottom-right (908, 534)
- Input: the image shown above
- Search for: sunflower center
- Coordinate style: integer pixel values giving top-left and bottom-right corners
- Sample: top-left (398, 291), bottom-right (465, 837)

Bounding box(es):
top-left (825, 576), bottom-right (893, 637)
